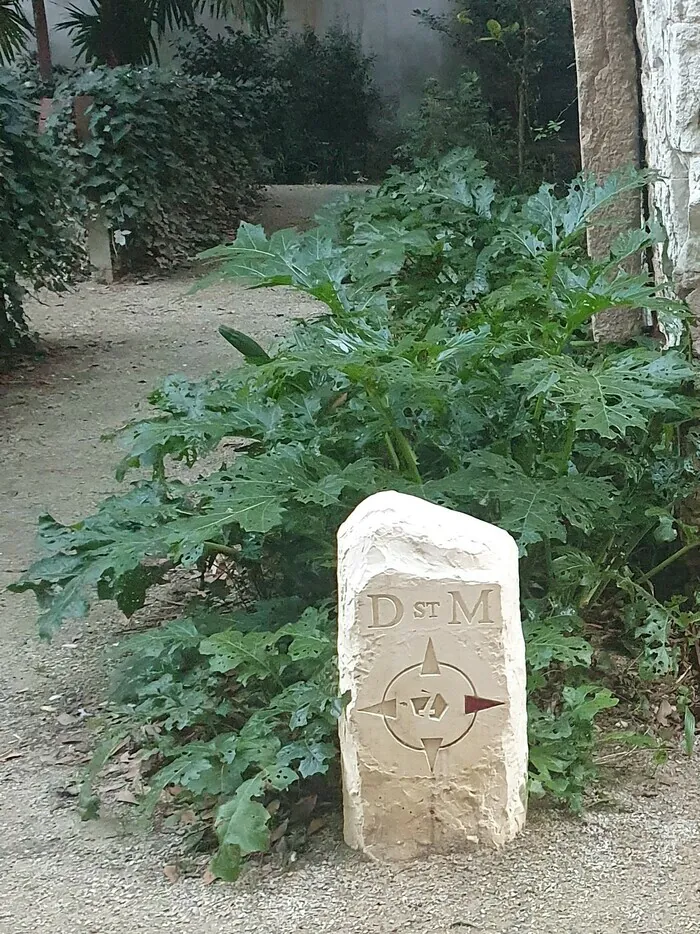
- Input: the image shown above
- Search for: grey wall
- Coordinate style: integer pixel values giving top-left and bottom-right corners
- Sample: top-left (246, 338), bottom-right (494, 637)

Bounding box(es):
top-left (286, 0), bottom-right (453, 107)
top-left (22, 0), bottom-right (452, 107)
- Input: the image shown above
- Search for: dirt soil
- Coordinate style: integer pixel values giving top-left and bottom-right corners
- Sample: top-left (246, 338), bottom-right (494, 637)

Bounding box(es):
top-left (1, 187), bottom-right (700, 933)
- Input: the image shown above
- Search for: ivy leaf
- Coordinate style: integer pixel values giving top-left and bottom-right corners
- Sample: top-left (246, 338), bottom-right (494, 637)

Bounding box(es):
top-left (524, 616), bottom-right (593, 671)
top-left (9, 488), bottom-right (175, 637)
top-left (561, 684), bottom-right (618, 721)
top-left (281, 607), bottom-right (334, 663)
top-left (551, 548), bottom-right (602, 597)
top-left (279, 741), bottom-right (336, 778)
top-left (209, 844), bottom-right (242, 882)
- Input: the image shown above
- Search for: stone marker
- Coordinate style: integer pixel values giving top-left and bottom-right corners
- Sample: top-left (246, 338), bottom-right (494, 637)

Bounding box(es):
top-left (74, 95), bottom-right (114, 285)
top-left (337, 491), bottom-right (527, 861)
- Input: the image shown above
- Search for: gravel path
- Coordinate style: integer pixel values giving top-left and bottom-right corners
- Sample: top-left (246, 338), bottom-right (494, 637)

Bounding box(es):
top-left (1, 188), bottom-right (699, 933)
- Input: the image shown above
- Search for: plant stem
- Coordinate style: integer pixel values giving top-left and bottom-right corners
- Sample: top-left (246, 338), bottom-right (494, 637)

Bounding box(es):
top-left (640, 542), bottom-right (700, 583)
top-left (558, 415), bottom-right (577, 475)
top-left (391, 427), bottom-right (423, 484)
top-left (32, 0), bottom-right (53, 82)
top-left (384, 432), bottom-right (401, 473)
top-left (203, 541), bottom-right (238, 558)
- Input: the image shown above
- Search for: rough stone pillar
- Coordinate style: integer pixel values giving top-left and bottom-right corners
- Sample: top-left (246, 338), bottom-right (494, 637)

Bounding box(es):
top-left (337, 491), bottom-right (528, 861)
top-left (636, 0), bottom-right (700, 352)
top-left (570, 0), bottom-right (644, 341)
top-left (74, 95), bottom-right (113, 285)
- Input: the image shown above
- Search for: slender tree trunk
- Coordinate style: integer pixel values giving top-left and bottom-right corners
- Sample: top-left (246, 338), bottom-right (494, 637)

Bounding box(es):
top-left (31, 0), bottom-right (52, 83)
top-left (517, 73), bottom-right (526, 178)
top-left (570, 0), bottom-right (643, 342)
top-left (517, 10), bottom-right (529, 180)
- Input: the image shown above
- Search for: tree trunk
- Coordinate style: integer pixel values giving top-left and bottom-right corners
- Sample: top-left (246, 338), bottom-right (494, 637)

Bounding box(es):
top-left (570, 0), bottom-right (644, 342)
top-left (31, 0), bottom-right (52, 83)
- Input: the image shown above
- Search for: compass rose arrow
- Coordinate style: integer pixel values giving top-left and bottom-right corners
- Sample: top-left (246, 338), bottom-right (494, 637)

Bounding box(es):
top-left (420, 738), bottom-right (443, 771)
top-left (359, 698), bottom-right (397, 719)
top-left (464, 695), bottom-right (504, 714)
top-left (358, 639), bottom-right (506, 774)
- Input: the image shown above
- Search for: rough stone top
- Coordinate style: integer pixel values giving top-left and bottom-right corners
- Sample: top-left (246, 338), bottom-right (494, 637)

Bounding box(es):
top-left (338, 491), bottom-right (518, 585)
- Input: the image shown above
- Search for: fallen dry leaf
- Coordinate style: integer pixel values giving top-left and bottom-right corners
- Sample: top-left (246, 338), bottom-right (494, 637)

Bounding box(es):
top-left (307, 817), bottom-right (325, 836)
top-left (202, 869), bottom-right (217, 885)
top-left (163, 864), bottom-right (180, 884)
top-left (269, 819), bottom-right (289, 844)
top-left (115, 789), bottom-right (138, 805)
top-left (290, 794), bottom-right (317, 823)
top-left (656, 698), bottom-right (675, 727)
top-left (126, 755), bottom-right (147, 781)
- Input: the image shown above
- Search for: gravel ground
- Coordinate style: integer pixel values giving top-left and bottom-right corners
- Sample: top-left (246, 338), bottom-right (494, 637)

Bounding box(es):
top-left (1, 187), bottom-right (699, 933)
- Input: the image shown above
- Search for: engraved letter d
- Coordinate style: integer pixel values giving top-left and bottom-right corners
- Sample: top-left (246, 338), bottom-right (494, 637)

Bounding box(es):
top-left (368, 593), bottom-right (404, 628)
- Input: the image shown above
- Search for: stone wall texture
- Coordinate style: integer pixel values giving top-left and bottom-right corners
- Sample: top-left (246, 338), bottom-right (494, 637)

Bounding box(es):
top-left (636, 0), bottom-right (700, 334)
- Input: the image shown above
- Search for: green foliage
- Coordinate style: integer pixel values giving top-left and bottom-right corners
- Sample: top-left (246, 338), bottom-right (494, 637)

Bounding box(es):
top-left (14, 151), bottom-right (700, 872)
top-left (397, 71), bottom-right (515, 182)
top-left (110, 602), bottom-right (339, 869)
top-left (0, 69), bottom-right (83, 357)
top-left (58, 0), bottom-right (284, 66)
top-left (414, 0), bottom-right (578, 184)
top-left (0, 0), bottom-right (32, 64)
top-left (44, 66), bottom-right (263, 270)
top-left (180, 26), bottom-right (384, 183)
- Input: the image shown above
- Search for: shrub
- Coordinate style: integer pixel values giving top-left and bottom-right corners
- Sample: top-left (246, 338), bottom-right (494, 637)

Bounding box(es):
top-left (0, 69), bottom-right (83, 357)
top-left (415, 0), bottom-right (579, 185)
top-left (13, 151), bottom-right (700, 876)
top-left (396, 71), bottom-right (516, 182)
top-left (180, 26), bottom-right (384, 183)
top-left (45, 65), bottom-right (265, 271)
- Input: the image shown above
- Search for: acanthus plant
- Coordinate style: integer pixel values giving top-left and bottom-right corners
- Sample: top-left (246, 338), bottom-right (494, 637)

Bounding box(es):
top-left (12, 150), bottom-right (700, 877)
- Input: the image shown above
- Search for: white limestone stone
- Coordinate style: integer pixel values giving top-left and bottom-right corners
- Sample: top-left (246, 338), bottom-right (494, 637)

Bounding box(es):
top-left (636, 1), bottom-right (700, 304)
top-left (337, 491), bottom-right (527, 861)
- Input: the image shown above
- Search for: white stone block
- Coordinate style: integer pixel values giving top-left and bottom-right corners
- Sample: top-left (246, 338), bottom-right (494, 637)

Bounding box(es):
top-left (337, 491), bottom-right (528, 861)
top-left (87, 212), bottom-right (113, 285)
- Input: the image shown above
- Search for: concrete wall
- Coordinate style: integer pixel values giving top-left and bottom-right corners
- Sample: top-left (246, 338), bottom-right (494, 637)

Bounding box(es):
top-left (286, 0), bottom-right (452, 106)
top-left (22, 0), bottom-right (452, 107)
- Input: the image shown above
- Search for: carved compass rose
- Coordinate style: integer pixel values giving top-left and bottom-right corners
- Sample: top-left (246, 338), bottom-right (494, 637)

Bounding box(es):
top-left (359, 639), bottom-right (504, 772)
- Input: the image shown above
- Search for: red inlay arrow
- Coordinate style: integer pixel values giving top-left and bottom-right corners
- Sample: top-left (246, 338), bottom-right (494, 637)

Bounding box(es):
top-left (464, 695), bottom-right (505, 715)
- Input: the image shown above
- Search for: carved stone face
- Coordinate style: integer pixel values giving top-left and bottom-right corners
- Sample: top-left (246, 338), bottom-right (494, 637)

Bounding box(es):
top-left (337, 491), bottom-right (528, 860)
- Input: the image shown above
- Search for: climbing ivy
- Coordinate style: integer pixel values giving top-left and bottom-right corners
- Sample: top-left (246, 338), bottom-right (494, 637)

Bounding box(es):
top-left (0, 69), bottom-right (83, 357)
top-left (45, 66), bottom-right (265, 271)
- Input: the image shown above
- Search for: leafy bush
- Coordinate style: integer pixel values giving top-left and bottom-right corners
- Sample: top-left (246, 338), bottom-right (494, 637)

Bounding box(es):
top-left (397, 71), bottom-right (515, 182)
top-left (415, 0), bottom-right (579, 184)
top-left (45, 65), bottom-right (264, 270)
top-left (13, 151), bottom-right (700, 876)
top-left (180, 26), bottom-right (384, 183)
top-left (0, 69), bottom-right (83, 356)
top-left (56, 0), bottom-right (285, 67)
